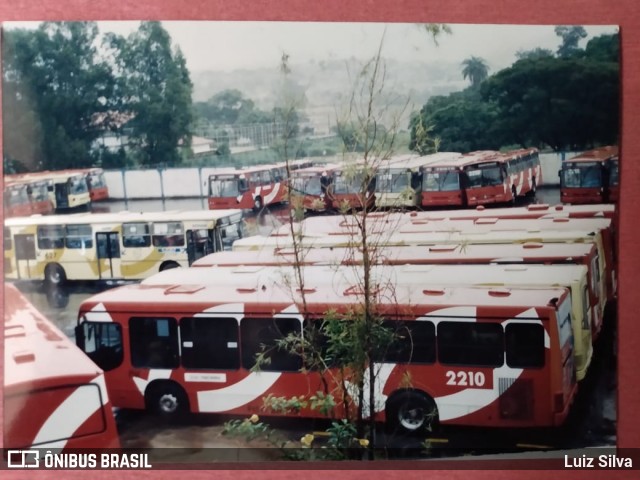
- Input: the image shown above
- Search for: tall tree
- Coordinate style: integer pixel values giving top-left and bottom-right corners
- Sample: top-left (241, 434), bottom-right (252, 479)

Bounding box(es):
top-left (461, 56), bottom-right (489, 87)
top-left (106, 21), bottom-right (193, 167)
top-left (3, 22), bottom-right (114, 170)
top-left (555, 25), bottom-right (588, 58)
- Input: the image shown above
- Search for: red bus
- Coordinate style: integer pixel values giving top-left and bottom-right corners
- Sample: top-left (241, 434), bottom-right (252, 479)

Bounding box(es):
top-left (559, 146), bottom-right (619, 205)
top-left (421, 148), bottom-right (540, 208)
top-left (5, 284), bottom-right (120, 450)
top-left (330, 160), bottom-right (377, 211)
top-left (4, 177), bottom-right (55, 217)
top-left (76, 274), bottom-right (575, 431)
top-left (79, 168), bottom-right (110, 201)
top-left (289, 164), bottom-right (339, 213)
top-left (208, 165), bottom-right (286, 212)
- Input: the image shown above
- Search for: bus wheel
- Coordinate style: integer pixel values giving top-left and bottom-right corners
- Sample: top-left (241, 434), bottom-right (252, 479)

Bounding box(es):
top-left (386, 390), bottom-right (438, 435)
top-left (44, 264), bottom-right (66, 286)
top-left (159, 261), bottom-right (180, 272)
top-left (146, 381), bottom-right (190, 419)
top-left (253, 196), bottom-right (263, 212)
top-left (511, 186), bottom-right (517, 205)
top-left (531, 178), bottom-right (537, 194)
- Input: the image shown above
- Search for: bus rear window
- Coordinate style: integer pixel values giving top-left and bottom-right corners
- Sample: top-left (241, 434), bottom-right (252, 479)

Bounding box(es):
top-left (122, 222), bottom-right (151, 248)
top-left (505, 323), bottom-right (545, 368)
top-left (437, 322), bottom-right (504, 367)
top-left (37, 225), bottom-right (65, 249)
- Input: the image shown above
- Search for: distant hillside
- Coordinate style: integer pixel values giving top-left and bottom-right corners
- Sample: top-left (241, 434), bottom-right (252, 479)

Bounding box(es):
top-left (191, 57), bottom-right (467, 132)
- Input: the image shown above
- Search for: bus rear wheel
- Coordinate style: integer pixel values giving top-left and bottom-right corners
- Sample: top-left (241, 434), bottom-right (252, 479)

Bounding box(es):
top-left (386, 390), bottom-right (438, 435)
top-left (44, 263), bottom-right (66, 286)
top-left (146, 381), bottom-right (190, 420)
top-left (253, 196), bottom-right (263, 212)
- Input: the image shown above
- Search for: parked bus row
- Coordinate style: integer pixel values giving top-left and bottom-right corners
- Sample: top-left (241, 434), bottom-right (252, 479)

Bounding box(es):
top-left (4, 283), bottom-right (120, 450)
top-left (4, 167), bottom-right (109, 217)
top-left (559, 146), bottom-right (619, 205)
top-left (206, 149), bottom-right (542, 213)
top-left (4, 209), bottom-right (243, 285)
top-left (68, 202), bottom-right (616, 436)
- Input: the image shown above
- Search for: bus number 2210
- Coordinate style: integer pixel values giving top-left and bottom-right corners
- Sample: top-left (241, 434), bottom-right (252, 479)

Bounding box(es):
top-left (445, 370), bottom-right (486, 387)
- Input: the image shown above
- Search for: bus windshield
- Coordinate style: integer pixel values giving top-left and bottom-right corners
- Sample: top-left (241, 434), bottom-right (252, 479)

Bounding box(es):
top-left (423, 170), bottom-right (460, 192)
top-left (69, 176), bottom-right (89, 194)
top-left (466, 166), bottom-right (503, 188)
top-left (88, 172), bottom-right (106, 188)
top-left (210, 177), bottom-right (240, 197)
top-left (377, 172), bottom-right (410, 193)
top-left (562, 163), bottom-right (602, 188)
top-left (292, 176), bottom-right (322, 195)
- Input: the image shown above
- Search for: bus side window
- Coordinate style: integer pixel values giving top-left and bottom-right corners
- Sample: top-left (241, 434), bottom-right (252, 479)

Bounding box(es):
top-left (65, 224), bottom-right (93, 249)
top-left (437, 321), bottom-right (504, 367)
top-left (129, 317), bottom-right (179, 369)
top-left (411, 172), bottom-right (422, 191)
top-left (238, 178), bottom-right (249, 192)
top-left (37, 225), bottom-right (65, 250)
top-left (241, 317), bottom-right (302, 371)
top-left (122, 223), bottom-right (151, 248)
top-left (180, 317), bottom-right (239, 370)
top-left (77, 321), bottom-right (123, 372)
top-left (377, 320), bottom-right (436, 364)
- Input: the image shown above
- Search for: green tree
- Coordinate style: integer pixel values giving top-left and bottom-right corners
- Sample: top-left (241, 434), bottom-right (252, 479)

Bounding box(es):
top-left (106, 21), bottom-right (194, 167)
top-left (584, 33), bottom-right (620, 63)
top-left (515, 48), bottom-right (554, 61)
top-left (555, 25), bottom-right (587, 58)
top-left (194, 89), bottom-right (265, 125)
top-left (461, 56), bottom-right (489, 87)
top-left (3, 22), bottom-right (115, 170)
top-left (482, 56), bottom-right (619, 150)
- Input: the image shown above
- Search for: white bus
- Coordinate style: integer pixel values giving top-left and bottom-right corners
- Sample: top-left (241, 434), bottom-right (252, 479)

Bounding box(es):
top-left (4, 209), bottom-right (243, 284)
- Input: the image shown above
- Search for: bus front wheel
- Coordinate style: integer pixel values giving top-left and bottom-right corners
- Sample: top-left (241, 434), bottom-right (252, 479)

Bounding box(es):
top-left (44, 264), bottom-right (67, 286)
top-left (386, 390), bottom-right (438, 435)
top-left (146, 381), bottom-right (190, 420)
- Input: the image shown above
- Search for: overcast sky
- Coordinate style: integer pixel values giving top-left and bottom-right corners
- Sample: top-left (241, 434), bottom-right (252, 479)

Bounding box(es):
top-left (5, 21), bottom-right (618, 74)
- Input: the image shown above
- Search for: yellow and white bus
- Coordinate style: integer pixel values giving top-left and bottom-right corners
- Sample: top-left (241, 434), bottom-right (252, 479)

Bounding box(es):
top-left (374, 152), bottom-right (462, 209)
top-left (15, 170), bottom-right (92, 211)
top-left (4, 209), bottom-right (243, 284)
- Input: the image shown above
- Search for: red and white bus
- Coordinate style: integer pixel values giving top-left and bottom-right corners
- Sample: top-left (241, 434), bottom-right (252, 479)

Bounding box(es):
top-left (79, 168), bottom-right (110, 201)
top-left (76, 273), bottom-right (575, 431)
top-left (330, 160), bottom-right (377, 211)
top-left (421, 148), bottom-right (541, 208)
top-left (208, 165), bottom-right (286, 212)
top-left (4, 177), bottom-right (55, 217)
top-left (5, 284), bottom-right (120, 450)
top-left (289, 164), bottom-right (339, 213)
top-left (559, 146), bottom-right (619, 205)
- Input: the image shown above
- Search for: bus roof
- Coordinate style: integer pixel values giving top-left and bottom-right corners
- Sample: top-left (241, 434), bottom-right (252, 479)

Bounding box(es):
top-left (4, 209), bottom-right (243, 228)
top-left (291, 164), bottom-right (340, 176)
top-left (566, 146), bottom-right (618, 164)
top-left (192, 242), bottom-right (596, 268)
top-left (5, 284), bottom-right (103, 389)
top-left (145, 262), bottom-right (587, 291)
top-left (84, 273), bottom-right (568, 314)
top-left (377, 152), bottom-right (464, 172)
top-left (407, 203), bottom-right (616, 220)
top-left (209, 165), bottom-right (281, 178)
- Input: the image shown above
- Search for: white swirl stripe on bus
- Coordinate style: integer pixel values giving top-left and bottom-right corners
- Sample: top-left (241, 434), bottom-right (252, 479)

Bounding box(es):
top-left (32, 380), bottom-right (106, 449)
top-left (263, 183), bottom-right (281, 204)
top-left (86, 303), bottom-right (114, 322)
top-left (132, 369), bottom-right (173, 397)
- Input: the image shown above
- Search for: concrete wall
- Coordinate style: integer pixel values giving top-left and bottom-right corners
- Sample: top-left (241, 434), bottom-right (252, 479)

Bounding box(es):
top-left (539, 151), bottom-right (581, 187)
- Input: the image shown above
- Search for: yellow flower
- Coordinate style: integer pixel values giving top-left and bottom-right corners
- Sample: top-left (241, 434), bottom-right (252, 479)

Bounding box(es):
top-left (300, 434), bottom-right (315, 447)
top-left (249, 414), bottom-right (259, 424)
top-left (358, 438), bottom-right (370, 447)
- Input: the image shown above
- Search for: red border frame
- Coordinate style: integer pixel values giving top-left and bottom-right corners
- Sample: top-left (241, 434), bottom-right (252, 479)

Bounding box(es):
top-left (1, 1), bottom-right (638, 479)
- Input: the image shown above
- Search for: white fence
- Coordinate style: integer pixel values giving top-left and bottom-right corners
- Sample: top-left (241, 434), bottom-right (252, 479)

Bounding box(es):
top-left (104, 152), bottom-right (575, 200)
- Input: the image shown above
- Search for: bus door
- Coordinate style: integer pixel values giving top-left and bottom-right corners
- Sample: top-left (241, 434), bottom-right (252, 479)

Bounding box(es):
top-left (13, 234), bottom-right (36, 279)
top-left (96, 232), bottom-right (121, 279)
top-left (54, 183), bottom-right (69, 208)
top-left (186, 229), bottom-right (214, 265)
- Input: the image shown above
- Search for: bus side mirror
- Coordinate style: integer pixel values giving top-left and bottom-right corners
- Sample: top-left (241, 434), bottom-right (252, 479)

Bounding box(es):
top-left (75, 324), bottom-right (85, 350)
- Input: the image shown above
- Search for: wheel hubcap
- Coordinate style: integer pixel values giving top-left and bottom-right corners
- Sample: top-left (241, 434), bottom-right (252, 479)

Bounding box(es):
top-left (159, 393), bottom-right (178, 414)
top-left (399, 405), bottom-right (425, 430)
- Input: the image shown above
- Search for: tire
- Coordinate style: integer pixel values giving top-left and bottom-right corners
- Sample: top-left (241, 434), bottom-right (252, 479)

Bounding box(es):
top-left (386, 391), bottom-right (438, 435)
top-left (511, 187), bottom-right (517, 205)
top-left (253, 196), bottom-right (263, 213)
top-left (145, 381), bottom-right (190, 420)
top-left (531, 178), bottom-right (537, 194)
top-left (44, 263), bottom-right (66, 286)
top-left (159, 261), bottom-right (180, 272)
